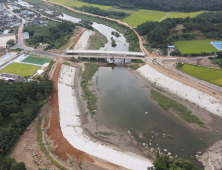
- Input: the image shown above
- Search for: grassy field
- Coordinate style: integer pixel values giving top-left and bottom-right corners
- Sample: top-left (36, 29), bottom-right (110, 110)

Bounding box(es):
top-left (107, 7), bottom-right (137, 15)
top-left (22, 56), bottom-right (50, 65)
top-left (87, 32), bottom-right (108, 50)
top-left (0, 63), bottom-right (41, 77)
top-left (181, 64), bottom-right (222, 87)
top-left (122, 10), bottom-right (167, 26)
top-left (63, 0), bottom-right (111, 10)
top-left (174, 39), bottom-right (219, 54)
top-left (151, 89), bottom-right (205, 127)
top-left (164, 11), bottom-right (207, 20)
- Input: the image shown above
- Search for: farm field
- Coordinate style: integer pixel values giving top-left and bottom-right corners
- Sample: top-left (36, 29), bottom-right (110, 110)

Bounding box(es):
top-left (181, 64), bottom-right (222, 87)
top-left (107, 7), bottom-right (137, 15)
top-left (0, 63), bottom-right (41, 77)
top-left (174, 39), bottom-right (219, 54)
top-left (164, 11), bottom-right (207, 20)
top-left (21, 56), bottom-right (50, 65)
top-left (63, 0), bottom-right (111, 10)
top-left (122, 10), bottom-right (167, 26)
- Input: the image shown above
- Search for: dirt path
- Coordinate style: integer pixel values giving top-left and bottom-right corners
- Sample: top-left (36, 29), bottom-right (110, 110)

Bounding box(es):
top-left (65, 26), bottom-right (85, 51)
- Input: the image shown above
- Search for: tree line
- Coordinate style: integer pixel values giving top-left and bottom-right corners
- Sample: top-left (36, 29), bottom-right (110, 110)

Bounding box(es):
top-left (74, 6), bottom-right (127, 19)
top-left (0, 75), bottom-right (53, 164)
top-left (23, 20), bottom-right (75, 50)
top-left (80, 0), bottom-right (222, 12)
top-left (137, 11), bottom-right (222, 52)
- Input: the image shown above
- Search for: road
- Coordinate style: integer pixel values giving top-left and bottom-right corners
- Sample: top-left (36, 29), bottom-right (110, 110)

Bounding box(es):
top-left (146, 56), bottom-right (222, 93)
top-left (6, 1), bottom-right (222, 93)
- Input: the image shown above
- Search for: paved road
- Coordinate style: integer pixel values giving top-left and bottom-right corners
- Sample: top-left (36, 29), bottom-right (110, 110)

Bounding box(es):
top-left (146, 56), bottom-right (222, 93)
top-left (79, 55), bottom-right (144, 60)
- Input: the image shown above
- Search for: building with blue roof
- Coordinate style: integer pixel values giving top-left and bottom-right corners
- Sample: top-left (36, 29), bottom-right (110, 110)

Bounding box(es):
top-left (13, 6), bottom-right (19, 10)
top-left (3, 30), bottom-right (9, 35)
top-left (23, 32), bottom-right (29, 40)
top-left (211, 42), bottom-right (222, 51)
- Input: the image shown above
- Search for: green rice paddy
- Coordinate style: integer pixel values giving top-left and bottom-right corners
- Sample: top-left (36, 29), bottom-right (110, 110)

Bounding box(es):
top-left (122, 10), bottom-right (167, 26)
top-left (181, 64), bottom-right (222, 87)
top-left (22, 56), bottom-right (50, 65)
top-left (174, 39), bottom-right (219, 54)
top-left (164, 11), bottom-right (207, 20)
top-left (0, 63), bottom-right (41, 77)
top-left (63, 0), bottom-right (111, 10)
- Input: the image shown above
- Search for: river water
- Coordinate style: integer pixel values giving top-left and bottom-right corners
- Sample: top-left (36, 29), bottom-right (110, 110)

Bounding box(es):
top-left (58, 13), bottom-right (129, 51)
top-left (15, 0), bottom-right (33, 7)
top-left (92, 65), bottom-right (222, 166)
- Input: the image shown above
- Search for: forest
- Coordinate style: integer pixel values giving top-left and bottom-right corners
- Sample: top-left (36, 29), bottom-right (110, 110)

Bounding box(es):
top-left (23, 20), bottom-right (75, 50)
top-left (80, 0), bottom-right (222, 12)
top-left (74, 6), bottom-right (127, 19)
top-left (137, 11), bottom-right (222, 51)
top-left (0, 75), bottom-right (53, 167)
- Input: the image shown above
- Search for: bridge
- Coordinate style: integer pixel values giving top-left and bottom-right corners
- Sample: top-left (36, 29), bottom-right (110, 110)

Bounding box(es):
top-left (66, 50), bottom-right (145, 57)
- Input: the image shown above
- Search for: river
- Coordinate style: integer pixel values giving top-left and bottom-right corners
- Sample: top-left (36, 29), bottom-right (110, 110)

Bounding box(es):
top-left (92, 65), bottom-right (222, 166)
top-left (58, 13), bottom-right (129, 51)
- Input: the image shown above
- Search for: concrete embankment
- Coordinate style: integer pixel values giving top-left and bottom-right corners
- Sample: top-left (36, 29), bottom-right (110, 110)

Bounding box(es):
top-left (58, 64), bottom-right (153, 170)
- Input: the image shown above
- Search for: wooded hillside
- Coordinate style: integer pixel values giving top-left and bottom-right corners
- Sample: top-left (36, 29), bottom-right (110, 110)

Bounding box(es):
top-left (80, 0), bottom-right (222, 12)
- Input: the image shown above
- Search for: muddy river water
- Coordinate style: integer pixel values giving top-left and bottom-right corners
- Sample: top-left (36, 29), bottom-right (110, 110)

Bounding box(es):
top-left (92, 65), bottom-right (222, 166)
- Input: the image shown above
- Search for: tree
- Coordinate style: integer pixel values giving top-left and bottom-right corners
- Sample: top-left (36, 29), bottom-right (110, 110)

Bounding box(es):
top-left (6, 39), bottom-right (15, 47)
top-left (10, 162), bottom-right (26, 170)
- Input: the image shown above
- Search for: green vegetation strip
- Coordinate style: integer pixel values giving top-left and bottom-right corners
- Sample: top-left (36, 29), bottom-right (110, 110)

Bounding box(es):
top-left (129, 64), bottom-right (141, 70)
top-left (37, 117), bottom-right (68, 170)
top-left (81, 63), bottom-right (99, 114)
top-left (0, 63), bottom-right (41, 77)
top-left (58, 32), bottom-right (75, 51)
top-left (45, 60), bottom-right (54, 74)
top-left (151, 90), bottom-right (205, 127)
top-left (174, 39), bottom-right (219, 54)
top-left (180, 64), bottom-right (222, 87)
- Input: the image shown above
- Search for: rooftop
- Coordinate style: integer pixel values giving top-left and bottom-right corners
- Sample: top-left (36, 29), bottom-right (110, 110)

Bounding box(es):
top-left (0, 73), bottom-right (20, 81)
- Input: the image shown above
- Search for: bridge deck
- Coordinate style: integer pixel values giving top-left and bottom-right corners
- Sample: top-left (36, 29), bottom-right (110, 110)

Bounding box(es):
top-left (66, 50), bottom-right (145, 57)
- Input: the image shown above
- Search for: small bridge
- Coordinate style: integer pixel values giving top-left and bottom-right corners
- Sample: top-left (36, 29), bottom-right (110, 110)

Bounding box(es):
top-left (66, 50), bottom-right (145, 57)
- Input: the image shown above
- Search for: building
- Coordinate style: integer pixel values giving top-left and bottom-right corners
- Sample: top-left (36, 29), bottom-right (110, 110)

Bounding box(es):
top-left (0, 73), bottom-right (20, 82)
top-left (23, 32), bottom-right (29, 39)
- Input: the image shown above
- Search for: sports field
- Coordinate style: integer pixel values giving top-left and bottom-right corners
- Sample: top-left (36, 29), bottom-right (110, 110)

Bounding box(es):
top-left (122, 10), bottom-right (167, 26)
top-left (0, 63), bottom-right (41, 77)
top-left (181, 64), bottom-right (222, 86)
top-left (63, 0), bottom-right (111, 10)
top-left (164, 11), bottom-right (207, 20)
top-left (174, 39), bottom-right (219, 54)
top-left (21, 56), bottom-right (50, 65)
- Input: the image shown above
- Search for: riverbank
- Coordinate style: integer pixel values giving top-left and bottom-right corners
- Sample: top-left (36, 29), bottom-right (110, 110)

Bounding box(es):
top-left (137, 64), bottom-right (222, 117)
top-left (74, 30), bottom-right (95, 50)
top-left (57, 63), bottom-right (153, 169)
